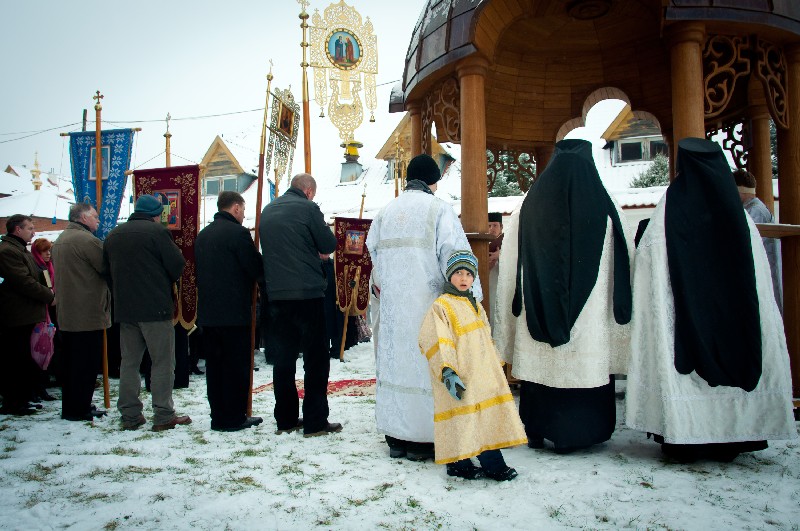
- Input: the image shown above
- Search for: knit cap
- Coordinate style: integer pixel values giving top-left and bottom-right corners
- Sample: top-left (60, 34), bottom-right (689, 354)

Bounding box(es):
top-left (406, 154), bottom-right (441, 185)
top-left (134, 194), bottom-right (164, 217)
top-left (446, 250), bottom-right (478, 280)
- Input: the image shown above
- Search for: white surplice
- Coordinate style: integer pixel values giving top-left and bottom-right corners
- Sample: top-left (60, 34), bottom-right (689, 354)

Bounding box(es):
top-left (366, 190), bottom-right (481, 443)
top-left (493, 198), bottom-right (632, 388)
top-left (625, 197), bottom-right (796, 444)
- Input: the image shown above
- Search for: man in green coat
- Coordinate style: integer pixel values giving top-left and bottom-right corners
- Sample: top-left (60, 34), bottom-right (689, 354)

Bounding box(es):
top-left (0, 215), bottom-right (54, 415)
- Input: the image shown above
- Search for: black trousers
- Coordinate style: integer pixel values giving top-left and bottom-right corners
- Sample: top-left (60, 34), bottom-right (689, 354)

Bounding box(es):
top-left (204, 326), bottom-right (250, 429)
top-left (0, 324), bottom-right (37, 411)
top-left (267, 298), bottom-right (330, 433)
top-left (60, 330), bottom-right (103, 417)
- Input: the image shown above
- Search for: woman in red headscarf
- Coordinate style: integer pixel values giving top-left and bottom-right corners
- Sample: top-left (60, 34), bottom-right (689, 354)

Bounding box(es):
top-left (31, 238), bottom-right (58, 401)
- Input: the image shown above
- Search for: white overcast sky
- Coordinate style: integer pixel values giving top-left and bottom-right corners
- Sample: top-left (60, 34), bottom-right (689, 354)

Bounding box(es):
top-left (0, 0), bottom-right (619, 183)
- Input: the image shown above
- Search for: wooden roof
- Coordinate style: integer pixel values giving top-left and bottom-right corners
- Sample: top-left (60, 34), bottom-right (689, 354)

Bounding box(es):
top-left (399, 0), bottom-right (800, 150)
top-left (374, 114), bottom-right (449, 160)
top-left (200, 135), bottom-right (246, 178)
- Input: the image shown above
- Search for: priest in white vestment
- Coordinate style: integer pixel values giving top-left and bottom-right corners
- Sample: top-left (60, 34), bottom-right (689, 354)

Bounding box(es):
top-left (625, 138), bottom-right (796, 462)
top-left (366, 154), bottom-right (481, 461)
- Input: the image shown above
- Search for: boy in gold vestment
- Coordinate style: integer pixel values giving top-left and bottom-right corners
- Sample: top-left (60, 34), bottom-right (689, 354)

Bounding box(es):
top-left (418, 251), bottom-right (526, 481)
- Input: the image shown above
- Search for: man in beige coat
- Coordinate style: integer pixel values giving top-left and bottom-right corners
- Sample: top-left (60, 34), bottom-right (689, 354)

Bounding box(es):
top-left (52, 203), bottom-right (111, 422)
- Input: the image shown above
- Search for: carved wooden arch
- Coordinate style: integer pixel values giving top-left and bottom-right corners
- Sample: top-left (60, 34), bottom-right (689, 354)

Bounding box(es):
top-left (421, 76), bottom-right (461, 151)
top-left (703, 34), bottom-right (788, 129)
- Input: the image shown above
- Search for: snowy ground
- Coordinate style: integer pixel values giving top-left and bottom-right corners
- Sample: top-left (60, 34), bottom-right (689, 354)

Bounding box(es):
top-left (1, 341), bottom-right (798, 530)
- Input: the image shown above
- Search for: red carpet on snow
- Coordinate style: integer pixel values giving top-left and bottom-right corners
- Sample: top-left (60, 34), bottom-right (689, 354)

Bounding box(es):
top-left (252, 379), bottom-right (376, 398)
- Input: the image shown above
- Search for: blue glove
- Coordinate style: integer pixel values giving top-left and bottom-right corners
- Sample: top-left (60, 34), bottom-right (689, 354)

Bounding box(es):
top-left (442, 367), bottom-right (466, 400)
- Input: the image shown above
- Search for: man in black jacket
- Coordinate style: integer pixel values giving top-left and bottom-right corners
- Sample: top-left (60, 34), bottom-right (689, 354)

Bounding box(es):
top-left (104, 195), bottom-right (190, 432)
top-left (196, 191), bottom-right (264, 432)
top-left (258, 173), bottom-right (341, 437)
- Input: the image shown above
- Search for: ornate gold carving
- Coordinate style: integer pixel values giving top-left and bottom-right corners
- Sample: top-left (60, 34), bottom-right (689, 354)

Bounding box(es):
top-left (755, 39), bottom-right (788, 129)
top-left (487, 148), bottom-right (536, 193)
top-left (309, 1), bottom-right (378, 142)
top-left (422, 77), bottom-right (461, 149)
top-left (703, 35), bottom-right (751, 119)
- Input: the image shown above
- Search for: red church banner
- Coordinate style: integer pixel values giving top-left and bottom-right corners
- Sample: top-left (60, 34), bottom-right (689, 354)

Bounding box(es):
top-left (333, 217), bottom-right (372, 315)
top-left (132, 165), bottom-right (201, 329)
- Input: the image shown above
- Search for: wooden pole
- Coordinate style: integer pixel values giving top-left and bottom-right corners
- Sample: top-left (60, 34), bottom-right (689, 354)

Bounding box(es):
top-left (339, 266), bottom-right (361, 362)
top-left (359, 183), bottom-right (367, 219)
top-left (247, 63), bottom-right (274, 418)
top-left (777, 44), bottom-right (800, 400)
top-left (93, 90), bottom-right (111, 410)
top-left (299, 1), bottom-right (312, 173)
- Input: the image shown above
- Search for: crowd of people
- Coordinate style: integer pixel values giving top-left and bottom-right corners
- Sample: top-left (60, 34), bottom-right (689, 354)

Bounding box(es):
top-left (0, 139), bottom-right (795, 481)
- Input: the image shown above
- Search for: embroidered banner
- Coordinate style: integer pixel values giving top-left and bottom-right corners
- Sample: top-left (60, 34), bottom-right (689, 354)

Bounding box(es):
top-left (132, 165), bottom-right (201, 329)
top-left (68, 129), bottom-right (135, 239)
top-left (333, 217), bottom-right (373, 314)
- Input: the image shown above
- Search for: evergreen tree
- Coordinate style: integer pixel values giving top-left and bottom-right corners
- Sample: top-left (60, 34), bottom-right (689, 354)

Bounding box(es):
top-left (630, 153), bottom-right (669, 188)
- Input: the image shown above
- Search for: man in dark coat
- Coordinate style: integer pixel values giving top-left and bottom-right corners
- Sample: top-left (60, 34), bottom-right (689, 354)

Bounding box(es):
top-left (195, 191), bottom-right (264, 432)
top-left (0, 215), bottom-right (55, 415)
top-left (104, 195), bottom-right (190, 432)
top-left (51, 203), bottom-right (110, 421)
top-left (258, 173), bottom-right (341, 437)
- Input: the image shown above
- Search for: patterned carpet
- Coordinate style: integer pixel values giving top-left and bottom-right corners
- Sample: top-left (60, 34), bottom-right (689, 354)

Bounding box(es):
top-left (253, 379), bottom-right (376, 398)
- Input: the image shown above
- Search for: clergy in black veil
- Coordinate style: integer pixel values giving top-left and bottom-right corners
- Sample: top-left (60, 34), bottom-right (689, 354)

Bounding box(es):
top-left (493, 138), bottom-right (633, 453)
top-left (625, 137), bottom-right (796, 462)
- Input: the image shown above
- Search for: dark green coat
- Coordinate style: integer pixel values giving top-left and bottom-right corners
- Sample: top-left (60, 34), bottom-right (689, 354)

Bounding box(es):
top-left (103, 213), bottom-right (185, 323)
top-left (0, 234), bottom-right (54, 327)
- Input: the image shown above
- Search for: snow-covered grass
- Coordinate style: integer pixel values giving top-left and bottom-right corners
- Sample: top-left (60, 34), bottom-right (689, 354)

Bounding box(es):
top-left (1, 342), bottom-right (798, 530)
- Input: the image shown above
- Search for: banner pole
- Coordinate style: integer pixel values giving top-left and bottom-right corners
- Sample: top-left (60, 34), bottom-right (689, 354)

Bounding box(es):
top-left (92, 90), bottom-right (111, 410)
top-left (248, 62), bottom-right (274, 418)
top-left (299, 0), bottom-right (312, 173)
top-left (164, 113), bottom-right (172, 168)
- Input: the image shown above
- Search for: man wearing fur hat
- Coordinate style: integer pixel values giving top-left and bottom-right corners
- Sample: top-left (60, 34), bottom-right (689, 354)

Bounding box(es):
top-left (104, 195), bottom-right (190, 432)
top-left (366, 153), bottom-right (481, 461)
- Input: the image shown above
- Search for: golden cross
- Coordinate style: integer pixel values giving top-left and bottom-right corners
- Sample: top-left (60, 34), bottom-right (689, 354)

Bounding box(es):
top-left (93, 91), bottom-right (104, 104)
top-left (165, 112), bottom-right (171, 133)
top-left (297, 0), bottom-right (310, 13)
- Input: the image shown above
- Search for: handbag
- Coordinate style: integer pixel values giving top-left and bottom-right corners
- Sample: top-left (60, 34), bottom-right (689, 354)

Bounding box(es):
top-left (30, 307), bottom-right (56, 370)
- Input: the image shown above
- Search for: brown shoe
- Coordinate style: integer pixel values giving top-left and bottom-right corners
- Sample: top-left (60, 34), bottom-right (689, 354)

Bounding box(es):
top-left (121, 414), bottom-right (146, 431)
top-left (303, 422), bottom-right (343, 438)
top-left (152, 415), bottom-right (192, 432)
top-left (275, 418), bottom-right (303, 435)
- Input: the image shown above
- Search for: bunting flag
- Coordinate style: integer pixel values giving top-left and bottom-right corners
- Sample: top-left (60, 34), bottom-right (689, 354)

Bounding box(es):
top-left (333, 217), bottom-right (372, 315)
top-left (68, 129), bottom-right (136, 239)
top-left (132, 165), bottom-right (201, 330)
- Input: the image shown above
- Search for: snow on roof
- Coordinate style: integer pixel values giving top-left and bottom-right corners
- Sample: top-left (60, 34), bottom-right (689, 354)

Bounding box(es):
top-left (1, 168), bottom-right (73, 199)
top-left (0, 187), bottom-right (74, 219)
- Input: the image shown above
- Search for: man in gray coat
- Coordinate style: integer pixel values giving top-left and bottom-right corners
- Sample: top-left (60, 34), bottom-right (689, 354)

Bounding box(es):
top-left (104, 195), bottom-right (190, 432)
top-left (258, 173), bottom-right (341, 437)
top-left (52, 203), bottom-right (111, 421)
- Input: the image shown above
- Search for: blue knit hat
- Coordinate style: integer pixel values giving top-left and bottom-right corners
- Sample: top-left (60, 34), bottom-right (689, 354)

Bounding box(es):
top-left (446, 250), bottom-right (478, 280)
top-left (134, 194), bottom-right (164, 217)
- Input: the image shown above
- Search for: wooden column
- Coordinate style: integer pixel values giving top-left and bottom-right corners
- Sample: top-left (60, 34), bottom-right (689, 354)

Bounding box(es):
top-left (777, 43), bottom-right (800, 398)
top-left (748, 77), bottom-right (775, 213)
top-left (457, 55), bottom-right (491, 312)
top-left (534, 145), bottom-right (554, 176)
top-left (667, 22), bottom-right (706, 158)
top-left (408, 102), bottom-right (423, 158)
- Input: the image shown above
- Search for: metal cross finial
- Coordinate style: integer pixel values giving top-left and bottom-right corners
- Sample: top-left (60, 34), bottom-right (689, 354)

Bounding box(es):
top-left (165, 113), bottom-right (171, 133)
top-left (297, 0), bottom-right (310, 10)
top-left (93, 91), bottom-right (104, 104)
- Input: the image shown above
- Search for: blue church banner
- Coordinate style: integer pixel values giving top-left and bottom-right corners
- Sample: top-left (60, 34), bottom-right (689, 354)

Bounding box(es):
top-left (68, 129), bottom-right (135, 239)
